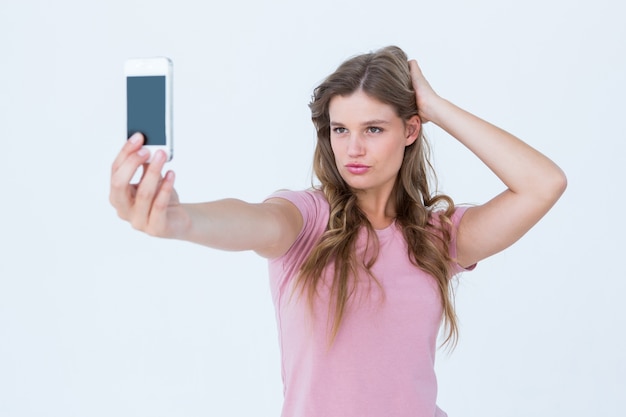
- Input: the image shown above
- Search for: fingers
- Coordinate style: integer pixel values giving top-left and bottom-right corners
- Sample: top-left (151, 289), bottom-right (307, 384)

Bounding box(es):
top-left (110, 134), bottom-right (177, 236)
top-left (408, 59), bottom-right (438, 124)
top-left (147, 170), bottom-right (176, 236)
top-left (110, 133), bottom-right (150, 218)
top-left (112, 132), bottom-right (144, 174)
top-left (408, 60), bottom-right (427, 89)
top-left (131, 150), bottom-right (168, 230)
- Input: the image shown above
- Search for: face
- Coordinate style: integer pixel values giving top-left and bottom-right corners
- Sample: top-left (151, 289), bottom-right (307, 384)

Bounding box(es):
top-left (329, 89), bottom-right (419, 196)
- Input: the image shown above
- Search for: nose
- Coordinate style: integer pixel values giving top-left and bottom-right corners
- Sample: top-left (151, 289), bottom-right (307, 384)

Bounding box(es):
top-left (347, 133), bottom-right (365, 157)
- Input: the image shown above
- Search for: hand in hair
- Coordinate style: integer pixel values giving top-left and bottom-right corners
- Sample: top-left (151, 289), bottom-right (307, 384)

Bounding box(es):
top-left (408, 60), bottom-right (442, 124)
top-left (407, 60), bottom-right (567, 268)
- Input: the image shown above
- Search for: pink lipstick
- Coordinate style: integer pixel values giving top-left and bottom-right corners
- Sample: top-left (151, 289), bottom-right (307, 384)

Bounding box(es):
top-left (346, 164), bottom-right (370, 174)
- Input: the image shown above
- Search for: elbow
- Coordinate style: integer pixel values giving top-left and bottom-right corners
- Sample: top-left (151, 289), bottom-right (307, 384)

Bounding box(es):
top-left (543, 166), bottom-right (568, 204)
top-left (554, 167), bottom-right (568, 197)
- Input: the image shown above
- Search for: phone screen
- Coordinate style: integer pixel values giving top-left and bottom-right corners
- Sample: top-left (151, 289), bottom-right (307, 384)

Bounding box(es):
top-left (126, 76), bottom-right (166, 145)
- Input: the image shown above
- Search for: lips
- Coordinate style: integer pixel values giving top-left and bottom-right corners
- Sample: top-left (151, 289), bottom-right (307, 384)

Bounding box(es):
top-left (345, 163), bottom-right (370, 174)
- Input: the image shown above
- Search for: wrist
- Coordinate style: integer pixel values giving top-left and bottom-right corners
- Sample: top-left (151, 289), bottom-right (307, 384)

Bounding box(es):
top-left (422, 96), bottom-right (452, 126)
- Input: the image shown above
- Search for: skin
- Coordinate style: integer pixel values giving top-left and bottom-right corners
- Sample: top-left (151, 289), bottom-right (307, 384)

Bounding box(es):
top-left (406, 60), bottom-right (566, 267)
top-left (328, 90), bottom-right (420, 229)
top-left (110, 60), bottom-right (567, 266)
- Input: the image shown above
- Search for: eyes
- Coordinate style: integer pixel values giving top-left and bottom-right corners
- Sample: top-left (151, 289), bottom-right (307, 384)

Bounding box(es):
top-left (332, 126), bottom-right (383, 135)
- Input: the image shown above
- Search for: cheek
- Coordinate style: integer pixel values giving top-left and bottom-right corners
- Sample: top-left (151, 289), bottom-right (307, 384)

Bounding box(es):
top-left (378, 144), bottom-right (407, 176)
top-left (380, 140), bottom-right (406, 163)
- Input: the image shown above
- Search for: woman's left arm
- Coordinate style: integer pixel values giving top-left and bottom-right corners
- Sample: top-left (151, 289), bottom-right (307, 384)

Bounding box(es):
top-left (409, 60), bottom-right (567, 268)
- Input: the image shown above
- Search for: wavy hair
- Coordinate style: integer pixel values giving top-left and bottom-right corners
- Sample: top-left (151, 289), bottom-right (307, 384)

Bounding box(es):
top-left (296, 46), bottom-right (459, 347)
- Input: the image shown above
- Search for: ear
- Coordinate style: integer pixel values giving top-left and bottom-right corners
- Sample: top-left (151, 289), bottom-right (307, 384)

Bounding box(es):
top-left (404, 115), bottom-right (421, 146)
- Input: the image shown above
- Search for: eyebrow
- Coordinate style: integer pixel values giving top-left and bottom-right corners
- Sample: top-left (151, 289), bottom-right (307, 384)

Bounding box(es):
top-left (330, 119), bottom-right (391, 127)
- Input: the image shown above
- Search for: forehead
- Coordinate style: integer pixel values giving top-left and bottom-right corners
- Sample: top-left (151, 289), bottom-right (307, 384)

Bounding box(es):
top-left (329, 90), bottom-right (399, 124)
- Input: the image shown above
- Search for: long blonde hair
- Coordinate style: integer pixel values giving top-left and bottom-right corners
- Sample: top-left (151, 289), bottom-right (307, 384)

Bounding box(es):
top-left (297, 46), bottom-right (459, 347)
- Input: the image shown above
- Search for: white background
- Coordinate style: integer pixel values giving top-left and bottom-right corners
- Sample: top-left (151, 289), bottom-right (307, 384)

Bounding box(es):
top-left (1, 0), bottom-right (624, 416)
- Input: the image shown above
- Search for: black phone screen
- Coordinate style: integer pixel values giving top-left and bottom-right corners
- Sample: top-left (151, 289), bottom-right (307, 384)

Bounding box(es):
top-left (126, 76), bottom-right (166, 145)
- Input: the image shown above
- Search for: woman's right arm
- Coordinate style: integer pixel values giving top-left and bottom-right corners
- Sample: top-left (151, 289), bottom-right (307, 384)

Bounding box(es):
top-left (109, 133), bottom-right (302, 258)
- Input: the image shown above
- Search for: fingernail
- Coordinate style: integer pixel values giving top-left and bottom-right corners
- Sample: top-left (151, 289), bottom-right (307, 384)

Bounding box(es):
top-left (137, 148), bottom-right (149, 157)
top-left (129, 133), bottom-right (143, 144)
top-left (153, 150), bottom-right (165, 162)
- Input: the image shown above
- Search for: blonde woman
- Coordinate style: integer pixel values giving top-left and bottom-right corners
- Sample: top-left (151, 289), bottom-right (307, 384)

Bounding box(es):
top-left (110, 46), bottom-right (566, 417)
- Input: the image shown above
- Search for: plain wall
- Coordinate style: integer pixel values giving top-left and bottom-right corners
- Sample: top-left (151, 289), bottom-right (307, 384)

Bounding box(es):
top-left (1, 0), bottom-right (624, 416)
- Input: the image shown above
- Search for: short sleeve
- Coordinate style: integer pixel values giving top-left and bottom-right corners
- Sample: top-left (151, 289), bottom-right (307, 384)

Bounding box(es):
top-left (448, 206), bottom-right (477, 275)
top-left (265, 189), bottom-right (329, 258)
top-left (265, 189), bottom-right (330, 295)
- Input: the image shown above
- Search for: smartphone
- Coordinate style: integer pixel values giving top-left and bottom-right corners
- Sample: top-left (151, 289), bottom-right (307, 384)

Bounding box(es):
top-left (125, 57), bottom-right (173, 162)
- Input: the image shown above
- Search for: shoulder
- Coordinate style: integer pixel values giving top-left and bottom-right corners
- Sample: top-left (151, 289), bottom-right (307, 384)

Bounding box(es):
top-left (428, 205), bottom-right (470, 230)
top-left (266, 188), bottom-right (329, 220)
top-left (268, 188), bottom-right (327, 204)
top-left (428, 205), bottom-right (476, 272)
top-left (265, 188), bottom-right (329, 261)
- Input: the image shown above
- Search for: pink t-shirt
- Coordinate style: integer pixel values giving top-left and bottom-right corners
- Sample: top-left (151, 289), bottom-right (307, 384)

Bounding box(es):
top-left (268, 189), bottom-right (473, 417)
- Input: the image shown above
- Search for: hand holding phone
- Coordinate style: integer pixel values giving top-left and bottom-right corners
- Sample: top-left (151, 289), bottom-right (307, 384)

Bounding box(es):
top-left (125, 57), bottom-right (173, 162)
top-left (110, 134), bottom-right (188, 239)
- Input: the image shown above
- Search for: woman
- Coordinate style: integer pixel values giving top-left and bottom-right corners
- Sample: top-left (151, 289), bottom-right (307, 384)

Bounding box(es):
top-left (110, 46), bottom-right (566, 416)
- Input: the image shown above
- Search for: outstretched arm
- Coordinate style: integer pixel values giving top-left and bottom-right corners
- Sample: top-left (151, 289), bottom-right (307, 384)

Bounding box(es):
top-left (409, 60), bottom-right (567, 268)
top-left (109, 133), bottom-right (302, 258)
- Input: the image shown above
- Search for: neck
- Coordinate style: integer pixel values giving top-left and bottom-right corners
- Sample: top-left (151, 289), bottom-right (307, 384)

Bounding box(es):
top-left (354, 188), bottom-right (397, 230)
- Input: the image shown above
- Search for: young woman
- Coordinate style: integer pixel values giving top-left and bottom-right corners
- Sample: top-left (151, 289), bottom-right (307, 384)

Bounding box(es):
top-left (110, 46), bottom-right (566, 417)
